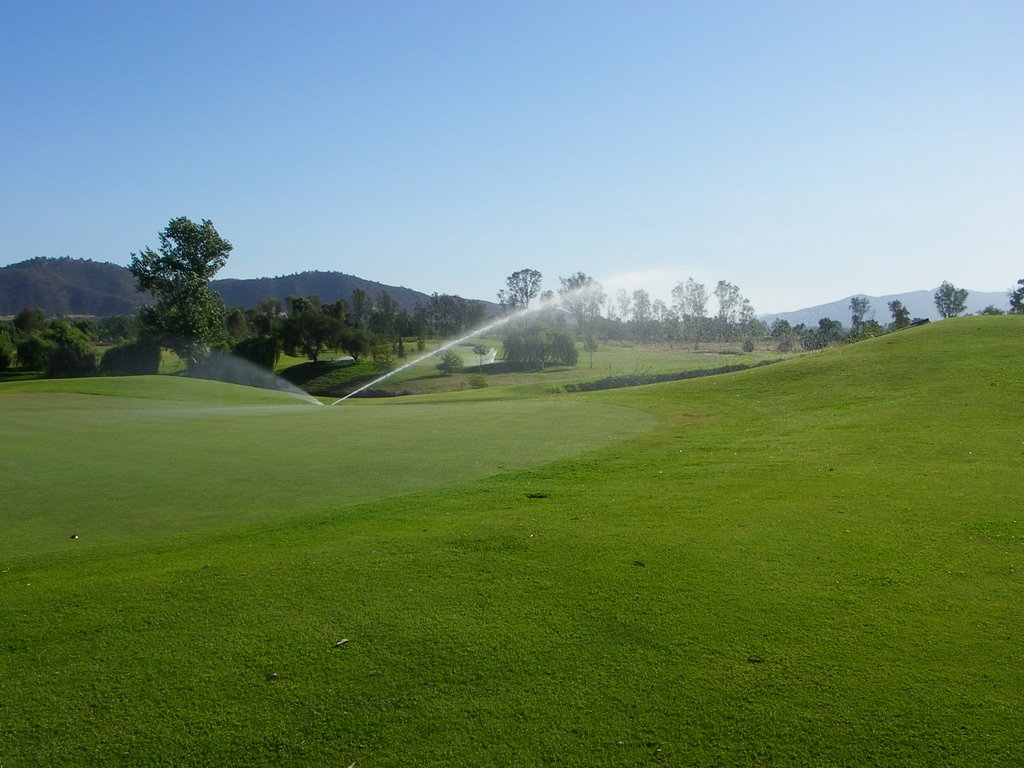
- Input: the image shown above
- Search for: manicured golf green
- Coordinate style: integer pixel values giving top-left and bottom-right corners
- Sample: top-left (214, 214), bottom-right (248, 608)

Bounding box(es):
top-left (0, 377), bottom-right (652, 557)
top-left (1, 317), bottom-right (1021, 766)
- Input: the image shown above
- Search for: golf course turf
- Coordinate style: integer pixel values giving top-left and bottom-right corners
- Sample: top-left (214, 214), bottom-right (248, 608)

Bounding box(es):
top-left (1, 317), bottom-right (1021, 766)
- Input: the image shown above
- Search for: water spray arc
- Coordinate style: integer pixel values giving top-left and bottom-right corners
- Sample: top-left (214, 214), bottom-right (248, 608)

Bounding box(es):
top-left (329, 300), bottom-right (554, 405)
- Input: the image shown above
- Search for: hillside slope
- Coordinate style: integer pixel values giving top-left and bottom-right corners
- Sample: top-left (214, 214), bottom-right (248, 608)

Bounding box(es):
top-left (211, 270), bottom-right (437, 314)
top-left (0, 258), bottom-right (494, 316)
top-left (0, 257), bottom-right (147, 315)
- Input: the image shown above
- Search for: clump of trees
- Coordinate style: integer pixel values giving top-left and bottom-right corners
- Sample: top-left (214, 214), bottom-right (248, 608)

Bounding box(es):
top-left (0, 308), bottom-right (108, 377)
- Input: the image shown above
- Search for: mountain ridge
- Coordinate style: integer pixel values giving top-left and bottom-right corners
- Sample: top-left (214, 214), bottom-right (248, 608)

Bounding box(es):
top-left (760, 288), bottom-right (1012, 328)
top-left (0, 258), bottom-right (493, 317)
top-left (0, 257), bottom-right (1012, 322)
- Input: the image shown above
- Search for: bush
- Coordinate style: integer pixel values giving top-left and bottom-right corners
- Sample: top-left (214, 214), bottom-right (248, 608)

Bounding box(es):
top-left (100, 340), bottom-right (162, 376)
top-left (43, 320), bottom-right (97, 377)
top-left (437, 351), bottom-right (464, 375)
top-left (17, 334), bottom-right (53, 371)
top-left (47, 343), bottom-right (97, 378)
top-left (232, 335), bottom-right (280, 371)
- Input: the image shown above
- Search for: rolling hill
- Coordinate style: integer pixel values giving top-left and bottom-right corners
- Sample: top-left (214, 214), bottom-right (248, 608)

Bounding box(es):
top-left (0, 257), bottom-right (148, 316)
top-left (0, 258), bottom-right (492, 317)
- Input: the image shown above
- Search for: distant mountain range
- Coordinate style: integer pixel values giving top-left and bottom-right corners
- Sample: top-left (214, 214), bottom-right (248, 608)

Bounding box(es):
top-left (0, 257), bottom-right (1012, 325)
top-left (761, 289), bottom-right (1013, 328)
top-left (0, 258), bottom-right (489, 317)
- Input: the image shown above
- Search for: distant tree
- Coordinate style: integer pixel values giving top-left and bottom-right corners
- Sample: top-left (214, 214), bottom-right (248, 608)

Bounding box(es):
top-left (714, 280), bottom-right (742, 323)
top-left (498, 268), bottom-right (543, 310)
top-left (887, 300), bottom-right (911, 330)
top-left (0, 327), bottom-right (15, 371)
top-left (129, 217), bottom-right (232, 371)
top-left (769, 318), bottom-right (796, 352)
top-left (437, 350), bottom-right (464, 375)
top-left (502, 323), bottom-right (576, 368)
top-left (934, 281), bottom-right (968, 319)
top-left (371, 340), bottom-right (393, 373)
top-left (44, 320), bottom-right (97, 378)
top-left (97, 315), bottom-right (139, 344)
top-left (473, 345), bottom-right (489, 368)
top-left (801, 317), bottom-right (844, 350)
top-left (337, 328), bottom-right (372, 361)
top-left (100, 338), bottom-right (162, 376)
top-left (71, 317), bottom-right (99, 341)
top-left (248, 299), bottom-right (283, 337)
top-left (630, 288), bottom-right (656, 341)
top-left (232, 335), bottom-right (280, 371)
top-left (350, 288), bottom-right (370, 328)
top-left (615, 289), bottom-right (633, 322)
top-left (976, 305), bottom-right (1004, 316)
top-left (671, 277), bottom-right (709, 346)
top-left (369, 291), bottom-right (398, 337)
top-left (1009, 279), bottom-right (1024, 314)
top-left (16, 334), bottom-right (52, 371)
top-left (583, 329), bottom-right (598, 368)
top-left (849, 296), bottom-right (871, 334)
top-left (13, 307), bottom-right (46, 335)
top-left (279, 296), bottom-right (339, 362)
top-left (548, 329), bottom-right (579, 366)
top-left (225, 307), bottom-right (248, 340)
top-left (559, 272), bottom-right (605, 339)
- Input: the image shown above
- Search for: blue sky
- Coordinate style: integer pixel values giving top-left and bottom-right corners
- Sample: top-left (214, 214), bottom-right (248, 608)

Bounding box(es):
top-left (2, 1), bottom-right (1020, 313)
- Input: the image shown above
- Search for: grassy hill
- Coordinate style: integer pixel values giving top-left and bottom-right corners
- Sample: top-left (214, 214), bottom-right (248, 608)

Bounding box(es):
top-left (1, 317), bottom-right (1021, 766)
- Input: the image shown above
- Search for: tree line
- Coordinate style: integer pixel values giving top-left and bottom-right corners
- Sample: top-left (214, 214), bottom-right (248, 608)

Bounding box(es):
top-left (3, 219), bottom-right (1022, 379)
top-left (493, 268), bottom-right (1024, 360)
top-left (0, 217), bottom-right (487, 378)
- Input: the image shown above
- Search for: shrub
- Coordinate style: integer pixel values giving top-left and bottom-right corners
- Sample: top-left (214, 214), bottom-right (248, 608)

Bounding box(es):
top-left (232, 335), bottom-right (280, 371)
top-left (437, 351), bottom-right (464, 375)
top-left (100, 340), bottom-right (162, 376)
top-left (45, 321), bottom-right (97, 378)
top-left (17, 334), bottom-right (53, 371)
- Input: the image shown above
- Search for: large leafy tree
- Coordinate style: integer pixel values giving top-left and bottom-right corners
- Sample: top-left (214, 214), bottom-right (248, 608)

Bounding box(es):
top-left (129, 217), bottom-right (232, 370)
top-left (279, 296), bottom-right (339, 363)
top-left (714, 280), bottom-right (742, 323)
top-left (558, 272), bottom-right (605, 338)
top-left (849, 296), bottom-right (871, 334)
top-left (498, 268), bottom-right (542, 310)
top-left (934, 281), bottom-right (968, 319)
top-left (888, 299), bottom-right (911, 329)
top-left (671, 277), bottom-right (709, 346)
top-left (1009, 278), bottom-right (1024, 314)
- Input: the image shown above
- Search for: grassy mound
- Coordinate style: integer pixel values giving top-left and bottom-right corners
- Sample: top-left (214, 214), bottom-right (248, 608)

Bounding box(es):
top-left (1, 317), bottom-right (1021, 766)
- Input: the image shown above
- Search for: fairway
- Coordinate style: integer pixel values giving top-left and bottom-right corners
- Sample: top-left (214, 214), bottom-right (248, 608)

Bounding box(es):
top-left (0, 378), bottom-right (653, 557)
top-left (2, 318), bottom-right (1023, 767)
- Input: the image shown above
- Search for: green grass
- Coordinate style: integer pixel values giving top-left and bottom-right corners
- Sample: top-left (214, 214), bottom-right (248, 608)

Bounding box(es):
top-left (2, 317), bottom-right (1022, 766)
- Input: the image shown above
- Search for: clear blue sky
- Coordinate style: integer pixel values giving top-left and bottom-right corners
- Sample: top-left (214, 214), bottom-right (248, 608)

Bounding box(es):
top-left (2, 1), bottom-right (1020, 313)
